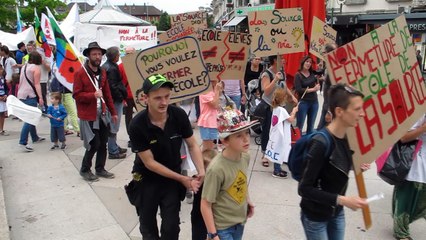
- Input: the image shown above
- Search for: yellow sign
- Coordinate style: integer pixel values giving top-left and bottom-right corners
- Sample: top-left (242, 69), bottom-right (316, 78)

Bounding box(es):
top-left (226, 170), bottom-right (247, 205)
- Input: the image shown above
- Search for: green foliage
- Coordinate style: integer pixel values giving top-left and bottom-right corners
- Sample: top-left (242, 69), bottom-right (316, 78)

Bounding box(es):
top-left (23, 0), bottom-right (67, 23)
top-left (0, 0), bottom-right (66, 33)
top-left (0, 0), bottom-right (18, 32)
top-left (158, 12), bottom-right (171, 31)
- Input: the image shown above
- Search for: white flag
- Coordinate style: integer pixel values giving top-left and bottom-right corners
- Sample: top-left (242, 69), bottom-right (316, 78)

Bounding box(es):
top-left (6, 95), bottom-right (42, 126)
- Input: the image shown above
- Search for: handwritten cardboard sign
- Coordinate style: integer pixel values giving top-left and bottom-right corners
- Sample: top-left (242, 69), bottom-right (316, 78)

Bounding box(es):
top-left (199, 29), bottom-right (251, 81)
top-left (248, 8), bottom-right (305, 58)
top-left (310, 16), bottom-right (337, 60)
top-left (122, 37), bottom-right (210, 110)
top-left (325, 16), bottom-right (426, 173)
top-left (159, 11), bottom-right (207, 43)
top-left (170, 11), bottom-right (207, 28)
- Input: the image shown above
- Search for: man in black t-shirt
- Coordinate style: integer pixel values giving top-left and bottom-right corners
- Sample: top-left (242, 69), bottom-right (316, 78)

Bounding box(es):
top-left (129, 74), bottom-right (205, 240)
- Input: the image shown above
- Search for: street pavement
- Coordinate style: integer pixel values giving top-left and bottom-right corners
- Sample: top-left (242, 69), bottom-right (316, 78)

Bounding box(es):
top-left (0, 109), bottom-right (424, 240)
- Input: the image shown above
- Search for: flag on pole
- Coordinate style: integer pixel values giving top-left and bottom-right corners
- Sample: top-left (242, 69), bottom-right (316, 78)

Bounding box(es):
top-left (46, 7), bottom-right (82, 92)
top-left (41, 13), bottom-right (56, 46)
top-left (6, 95), bottom-right (43, 126)
top-left (34, 9), bottom-right (53, 60)
top-left (16, 6), bottom-right (24, 33)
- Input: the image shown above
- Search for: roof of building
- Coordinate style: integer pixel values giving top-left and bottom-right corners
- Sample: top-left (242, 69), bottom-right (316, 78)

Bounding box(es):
top-left (119, 4), bottom-right (163, 16)
top-left (79, 0), bottom-right (151, 26)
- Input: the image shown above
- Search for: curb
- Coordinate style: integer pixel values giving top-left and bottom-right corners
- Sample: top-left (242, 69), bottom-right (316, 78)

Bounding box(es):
top-left (0, 174), bottom-right (11, 240)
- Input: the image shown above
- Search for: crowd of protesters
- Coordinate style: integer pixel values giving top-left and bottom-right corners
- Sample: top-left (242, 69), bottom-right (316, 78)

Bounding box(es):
top-left (1, 39), bottom-right (425, 240)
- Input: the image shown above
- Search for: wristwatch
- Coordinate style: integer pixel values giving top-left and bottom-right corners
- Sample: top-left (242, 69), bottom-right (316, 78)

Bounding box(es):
top-left (207, 232), bottom-right (218, 239)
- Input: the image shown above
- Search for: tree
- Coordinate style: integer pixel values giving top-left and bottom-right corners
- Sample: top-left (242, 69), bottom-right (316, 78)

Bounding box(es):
top-left (0, 0), bottom-right (66, 33)
top-left (21, 0), bottom-right (67, 25)
top-left (157, 12), bottom-right (171, 31)
top-left (0, 0), bottom-right (18, 32)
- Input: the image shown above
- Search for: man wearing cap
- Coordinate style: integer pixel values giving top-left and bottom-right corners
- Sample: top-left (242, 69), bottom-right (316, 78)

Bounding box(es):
top-left (129, 74), bottom-right (205, 239)
top-left (73, 42), bottom-right (118, 182)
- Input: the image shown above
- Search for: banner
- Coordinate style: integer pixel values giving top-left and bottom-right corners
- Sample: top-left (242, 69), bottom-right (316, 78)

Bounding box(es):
top-left (199, 29), bottom-right (251, 81)
top-left (122, 37), bottom-right (210, 111)
top-left (74, 23), bottom-right (157, 55)
top-left (325, 16), bottom-right (426, 173)
top-left (309, 16), bottom-right (337, 60)
top-left (0, 27), bottom-right (35, 51)
top-left (248, 8), bottom-right (305, 57)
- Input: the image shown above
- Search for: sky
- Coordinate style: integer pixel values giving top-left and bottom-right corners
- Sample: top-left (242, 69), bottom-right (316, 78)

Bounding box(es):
top-left (74, 0), bottom-right (213, 14)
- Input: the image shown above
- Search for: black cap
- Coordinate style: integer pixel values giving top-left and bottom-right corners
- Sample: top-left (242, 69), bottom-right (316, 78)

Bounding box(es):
top-left (82, 41), bottom-right (106, 57)
top-left (142, 74), bottom-right (174, 94)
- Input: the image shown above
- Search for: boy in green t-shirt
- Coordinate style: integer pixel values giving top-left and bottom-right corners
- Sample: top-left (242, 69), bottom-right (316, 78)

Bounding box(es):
top-left (201, 108), bottom-right (258, 240)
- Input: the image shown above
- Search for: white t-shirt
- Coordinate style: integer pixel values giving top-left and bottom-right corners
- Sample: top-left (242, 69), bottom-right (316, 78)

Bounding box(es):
top-left (1, 57), bottom-right (18, 81)
top-left (265, 106), bottom-right (292, 164)
top-left (406, 114), bottom-right (426, 184)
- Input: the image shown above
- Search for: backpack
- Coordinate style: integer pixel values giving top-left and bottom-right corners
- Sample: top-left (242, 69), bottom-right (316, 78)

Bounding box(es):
top-left (288, 129), bottom-right (334, 181)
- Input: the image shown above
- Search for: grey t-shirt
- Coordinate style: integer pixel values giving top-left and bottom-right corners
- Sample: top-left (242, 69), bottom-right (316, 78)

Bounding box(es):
top-left (261, 68), bottom-right (286, 106)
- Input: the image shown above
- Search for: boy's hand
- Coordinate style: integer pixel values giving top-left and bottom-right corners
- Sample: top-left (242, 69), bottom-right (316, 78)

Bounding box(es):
top-left (247, 202), bottom-right (255, 218)
top-left (46, 114), bottom-right (53, 118)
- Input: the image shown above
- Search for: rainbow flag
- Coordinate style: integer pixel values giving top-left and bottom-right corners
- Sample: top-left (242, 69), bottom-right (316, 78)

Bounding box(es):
top-left (46, 7), bottom-right (82, 92)
top-left (16, 6), bottom-right (24, 33)
top-left (34, 9), bottom-right (52, 60)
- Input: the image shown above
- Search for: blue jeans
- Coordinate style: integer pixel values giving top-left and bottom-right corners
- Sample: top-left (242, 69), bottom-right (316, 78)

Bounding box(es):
top-left (229, 95), bottom-right (241, 110)
top-left (273, 163), bottom-right (282, 173)
top-left (19, 97), bottom-right (41, 145)
top-left (108, 102), bottom-right (123, 154)
top-left (301, 210), bottom-right (345, 240)
top-left (217, 223), bottom-right (244, 240)
top-left (297, 100), bottom-right (319, 135)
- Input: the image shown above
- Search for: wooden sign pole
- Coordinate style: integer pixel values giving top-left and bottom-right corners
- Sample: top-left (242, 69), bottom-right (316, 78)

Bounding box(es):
top-left (354, 171), bottom-right (372, 230)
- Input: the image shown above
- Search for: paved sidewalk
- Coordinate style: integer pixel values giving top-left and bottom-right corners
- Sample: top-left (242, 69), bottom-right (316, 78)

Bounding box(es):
top-left (0, 115), bottom-right (424, 240)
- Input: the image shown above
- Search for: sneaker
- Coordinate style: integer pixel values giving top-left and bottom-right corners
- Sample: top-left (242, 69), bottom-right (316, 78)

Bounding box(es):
top-left (186, 191), bottom-right (194, 204)
top-left (272, 170), bottom-right (288, 179)
top-left (0, 130), bottom-right (10, 136)
top-left (20, 144), bottom-right (34, 152)
top-left (34, 137), bottom-right (46, 143)
top-left (118, 147), bottom-right (127, 154)
top-left (96, 170), bottom-right (115, 179)
top-left (60, 143), bottom-right (67, 149)
top-left (50, 144), bottom-right (59, 150)
top-left (108, 152), bottom-right (126, 159)
top-left (80, 171), bottom-right (99, 182)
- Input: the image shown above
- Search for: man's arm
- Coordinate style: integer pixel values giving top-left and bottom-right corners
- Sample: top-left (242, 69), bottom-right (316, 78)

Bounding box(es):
top-left (184, 135), bottom-right (205, 180)
top-left (137, 149), bottom-right (200, 192)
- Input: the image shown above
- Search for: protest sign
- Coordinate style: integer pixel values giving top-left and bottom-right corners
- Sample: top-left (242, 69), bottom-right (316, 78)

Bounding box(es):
top-left (74, 23), bottom-right (157, 54)
top-left (325, 16), bottom-right (426, 173)
top-left (248, 8), bottom-right (305, 58)
top-left (158, 20), bottom-right (200, 43)
top-left (122, 36), bottom-right (210, 111)
top-left (309, 16), bottom-right (337, 60)
top-left (199, 29), bottom-right (251, 81)
top-left (170, 11), bottom-right (207, 28)
top-left (158, 11), bottom-right (208, 43)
